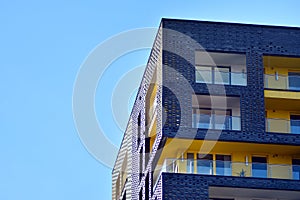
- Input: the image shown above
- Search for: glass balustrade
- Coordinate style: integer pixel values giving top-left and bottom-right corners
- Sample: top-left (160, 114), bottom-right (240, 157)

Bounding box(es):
top-left (192, 114), bottom-right (241, 131)
top-left (196, 69), bottom-right (247, 86)
top-left (160, 158), bottom-right (300, 180)
top-left (266, 118), bottom-right (300, 134)
top-left (264, 74), bottom-right (300, 91)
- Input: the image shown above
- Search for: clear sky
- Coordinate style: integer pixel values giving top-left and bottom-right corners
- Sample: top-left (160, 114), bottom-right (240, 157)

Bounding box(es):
top-left (1, 0), bottom-right (300, 199)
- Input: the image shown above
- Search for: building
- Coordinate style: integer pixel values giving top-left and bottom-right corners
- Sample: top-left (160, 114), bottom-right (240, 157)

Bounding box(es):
top-left (112, 18), bottom-right (300, 200)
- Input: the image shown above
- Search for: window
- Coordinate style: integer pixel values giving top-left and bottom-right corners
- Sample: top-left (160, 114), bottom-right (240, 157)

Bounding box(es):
top-left (290, 114), bottom-right (300, 134)
top-left (195, 51), bottom-right (247, 85)
top-left (252, 156), bottom-right (267, 178)
top-left (137, 113), bottom-right (142, 146)
top-left (145, 137), bottom-right (150, 167)
top-left (187, 153), bottom-right (232, 176)
top-left (121, 191), bottom-right (126, 200)
top-left (116, 173), bottom-right (120, 200)
top-left (288, 72), bottom-right (300, 91)
top-left (216, 155), bottom-right (232, 176)
top-left (145, 174), bottom-right (149, 200)
top-left (197, 154), bottom-right (213, 175)
top-left (192, 95), bottom-right (241, 131)
top-left (196, 66), bottom-right (230, 85)
top-left (187, 153), bottom-right (194, 173)
top-left (193, 108), bottom-right (232, 130)
top-left (139, 187), bottom-right (143, 200)
top-left (292, 159), bottom-right (300, 180)
top-left (120, 154), bottom-right (128, 195)
top-left (139, 147), bottom-right (143, 181)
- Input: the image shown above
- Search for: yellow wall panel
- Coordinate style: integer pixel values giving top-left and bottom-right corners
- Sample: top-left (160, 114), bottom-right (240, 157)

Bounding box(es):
top-left (265, 90), bottom-right (300, 100)
top-left (266, 110), bottom-right (289, 119)
top-left (268, 154), bottom-right (292, 165)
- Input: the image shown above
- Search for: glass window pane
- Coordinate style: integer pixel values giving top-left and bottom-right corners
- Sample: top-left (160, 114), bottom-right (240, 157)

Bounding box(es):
top-left (199, 109), bottom-right (212, 129)
top-left (293, 159), bottom-right (300, 180)
top-left (197, 154), bottom-right (213, 175)
top-left (214, 67), bottom-right (230, 85)
top-left (193, 108), bottom-right (235, 130)
top-left (288, 72), bottom-right (300, 90)
top-left (187, 153), bottom-right (194, 173)
top-left (213, 110), bottom-right (231, 130)
top-left (252, 156), bottom-right (267, 178)
top-left (291, 115), bottom-right (300, 134)
top-left (216, 155), bottom-right (231, 176)
top-left (196, 66), bottom-right (212, 83)
top-left (232, 71), bottom-right (247, 86)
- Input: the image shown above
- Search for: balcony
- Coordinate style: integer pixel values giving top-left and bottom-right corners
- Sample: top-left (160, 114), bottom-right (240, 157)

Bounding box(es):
top-left (192, 95), bottom-right (241, 131)
top-left (265, 73), bottom-right (300, 91)
top-left (266, 118), bottom-right (300, 134)
top-left (192, 113), bottom-right (241, 131)
top-left (159, 158), bottom-right (300, 180)
top-left (195, 51), bottom-right (247, 86)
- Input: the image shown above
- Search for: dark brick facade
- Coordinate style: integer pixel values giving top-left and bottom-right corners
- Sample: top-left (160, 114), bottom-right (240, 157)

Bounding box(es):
top-left (161, 173), bottom-right (300, 200)
top-left (161, 19), bottom-right (300, 145)
top-left (126, 19), bottom-right (300, 200)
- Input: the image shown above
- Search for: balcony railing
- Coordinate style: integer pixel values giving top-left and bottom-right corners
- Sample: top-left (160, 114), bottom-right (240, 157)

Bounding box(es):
top-left (266, 118), bottom-right (300, 134)
top-left (196, 70), bottom-right (247, 86)
top-left (192, 114), bottom-right (241, 131)
top-left (160, 158), bottom-right (300, 180)
top-left (264, 74), bottom-right (300, 91)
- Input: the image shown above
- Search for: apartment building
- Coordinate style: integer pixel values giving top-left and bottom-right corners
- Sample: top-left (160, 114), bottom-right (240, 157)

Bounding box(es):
top-left (112, 18), bottom-right (300, 200)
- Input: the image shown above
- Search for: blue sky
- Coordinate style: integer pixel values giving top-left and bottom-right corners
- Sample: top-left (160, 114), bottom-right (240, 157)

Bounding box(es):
top-left (1, 0), bottom-right (300, 199)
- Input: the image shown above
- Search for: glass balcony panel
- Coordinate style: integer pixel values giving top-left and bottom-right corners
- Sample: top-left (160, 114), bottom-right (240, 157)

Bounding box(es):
top-left (192, 114), bottom-right (240, 131)
top-left (290, 115), bottom-right (300, 134)
top-left (196, 67), bottom-right (246, 86)
top-left (193, 114), bottom-right (212, 129)
top-left (214, 115), bottom-right (230, 130)
top-left (232, 162), bottom-right (250, 177)
top-left (264, 73), bottom-right (300, 90)
top-left (186, 153), bottom-right (194, 173)
top-left (231, 72), bottom-right (247, 86)
top-left (266, 118), bottom-right (300, 134)
top-left (288, 73), bottom-right (300, 91)
top-left (291, 119), bottom-right (300, 134)
top-left (252, 157), bottom-right (267, 178)
top-left (216, 160), bottom-right (232, 176)
top-left (292, 159), bottom-right (300, 180)
top-left (196, 67), bottom-right (212, 83)
top-left (160, 159), bottom-right (297, 181)
top-left (269, 164), bottom-right (292, 179)
top-left (266, 118), bottom-right (290, 133)
top-left (264, 74), bottom-right (288, 89)
top-left (231, 116), bottom-right (241, 130)
top-left (293, 165), bottom-right (300, 180)
top-left (186, 160), bottom-right (194, 173)
top-left (252, 163), bottom-right (267, 178)
top-left (214, 69), bottom-right (230, 85)
top-left (197, 154), bottom-right (213, 175)
top-left (197, 160), bottom-right (213, 175)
